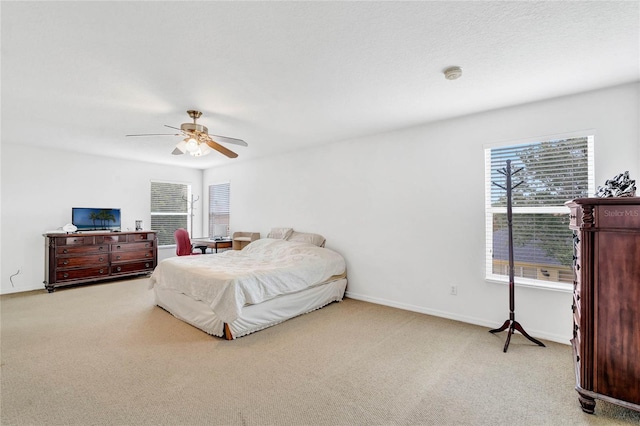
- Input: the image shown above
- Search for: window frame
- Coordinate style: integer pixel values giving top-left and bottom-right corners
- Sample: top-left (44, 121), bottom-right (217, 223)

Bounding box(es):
top-left (150, 180), bottom-right (192, 247)
top-left (484, 133), bottom-right (595, 292)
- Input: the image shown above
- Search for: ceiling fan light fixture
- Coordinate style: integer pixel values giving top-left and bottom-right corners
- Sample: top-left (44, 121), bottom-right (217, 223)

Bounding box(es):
top-left (185, 137), bottom-right (199, 152)
top-left (127, 110), bottom-right (246, 159)
top-left (190, 145), bottom-right (211, 157)
top-left (200, 143), bottom-right (212, 155)
top-left (173, 140), bottom-right (187, 155)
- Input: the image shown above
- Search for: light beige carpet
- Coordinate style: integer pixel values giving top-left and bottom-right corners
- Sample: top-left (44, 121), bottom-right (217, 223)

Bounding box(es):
top-left (1, 278), bottom-right (639, 426)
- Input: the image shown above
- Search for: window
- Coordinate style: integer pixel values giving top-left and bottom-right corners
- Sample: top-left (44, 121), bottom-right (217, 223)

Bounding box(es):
top-left (209, 182), bottom-right (230, 238)
top-left (150, 181), bottom-right (190, 246)
top-left (485, 135), bottom-right (594, 289)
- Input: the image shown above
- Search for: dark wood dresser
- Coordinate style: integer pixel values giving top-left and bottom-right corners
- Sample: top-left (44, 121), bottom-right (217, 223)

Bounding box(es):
top-left (44, 231), bottom-right (157, 292)
top-left (566, 198), bottom-right (640, 414)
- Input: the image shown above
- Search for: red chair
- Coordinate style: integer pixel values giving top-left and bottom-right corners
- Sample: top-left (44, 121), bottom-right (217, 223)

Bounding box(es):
top-left (174, 228), bottom-right (201, 256)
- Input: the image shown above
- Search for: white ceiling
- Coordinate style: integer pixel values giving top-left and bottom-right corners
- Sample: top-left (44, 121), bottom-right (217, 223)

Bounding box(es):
top-left (2, 1), bottom-right (639, 170)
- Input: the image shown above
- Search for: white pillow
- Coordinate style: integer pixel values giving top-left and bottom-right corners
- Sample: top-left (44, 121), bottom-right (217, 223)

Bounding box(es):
top-left (286, 231), bottom-right (326, 247)
top-left (267, 227), bottom-right (294, 240)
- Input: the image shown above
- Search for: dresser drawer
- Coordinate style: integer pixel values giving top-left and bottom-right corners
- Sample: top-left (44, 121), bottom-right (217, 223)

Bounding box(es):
top-left (56, 253), bottom-right (109, 268)
top-left (112, 249), bottom-right (154, 263)
top-left (111, 241), bottom-right (154, 252)
top-left (57, 244), bottom-right (108, 256)
top-left (56, 266), bottom-right (109, 281)
top-left (127, 233), bottom-right (154, 242)
top-left (98, 235), bottom-right (128, 243)
top-left (111, 260), bottom-right (154, 275)
top-left (58, 236), bottom-right (95, 246)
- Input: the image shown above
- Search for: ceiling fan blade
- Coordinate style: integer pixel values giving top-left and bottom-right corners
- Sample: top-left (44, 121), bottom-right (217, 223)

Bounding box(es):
top-left (126, 133), bottom-right (180, 137)
top-left (209, 134), bottom-right (248, 147)
top-left (164, 125), bottom-right (183, 131)
top-left (205, 139), bottom-right (238, 158)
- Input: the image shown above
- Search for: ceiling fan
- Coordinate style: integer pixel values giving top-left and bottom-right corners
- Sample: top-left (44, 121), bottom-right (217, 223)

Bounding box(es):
top-left (126, 110), bottom-right (247, 158)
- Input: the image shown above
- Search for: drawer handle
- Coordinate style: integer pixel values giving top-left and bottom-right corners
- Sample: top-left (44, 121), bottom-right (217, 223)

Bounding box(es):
top-left (63, 273), bottom-right (69, 278)
top-left (63, 249), bottom-right (68, 254)
top-left (99, 246), bottom-right (104, 251)
top-left (63, 260), bottom-right (69, 265)
top-left (99, 257), bottom-right (104, 262)
top-left (116, 267), bottom-right (121, 272)
top-left (116, 245), bottom-right (121, 250)
top-left (99, 269), bottom-right (104, 274)
top-left (116, 255), bottom-right (121, 260)
top-left (575, 264), bottom-right (580, 271)
top-left (145, 243), bottom-right (150, 247)
top-left (145, 263), bottom-right (150, 268)
top-left (145, 253), bottom-right (150, 257)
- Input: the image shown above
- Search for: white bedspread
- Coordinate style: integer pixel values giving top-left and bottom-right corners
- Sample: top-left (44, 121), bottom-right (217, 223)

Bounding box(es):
top-left (149, 238), bottom-right (346, 323)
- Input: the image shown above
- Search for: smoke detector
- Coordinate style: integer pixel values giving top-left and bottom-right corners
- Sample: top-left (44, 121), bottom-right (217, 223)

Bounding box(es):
top-left (444, 66), bottom-right (462, 80)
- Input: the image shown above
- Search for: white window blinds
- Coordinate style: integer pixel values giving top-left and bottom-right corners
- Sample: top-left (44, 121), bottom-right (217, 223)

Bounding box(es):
top-left (209, 182), bottom-right (230, 238)
top-left (485, 135), bottom-right (594, 287)
top-left (150, 181), bottom-right (190, 246)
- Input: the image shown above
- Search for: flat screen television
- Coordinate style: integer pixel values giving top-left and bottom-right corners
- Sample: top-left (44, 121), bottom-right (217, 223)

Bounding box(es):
top-left (72, 208), bottom-right (121, 232)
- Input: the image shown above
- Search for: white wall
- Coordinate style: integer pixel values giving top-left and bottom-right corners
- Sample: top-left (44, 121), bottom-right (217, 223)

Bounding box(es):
top-left (203, 82), bottom-right (640, 344)
top-left (2, 83), bottom-right (637, 341)
top-left (0, 145), bottom-right (203, 294)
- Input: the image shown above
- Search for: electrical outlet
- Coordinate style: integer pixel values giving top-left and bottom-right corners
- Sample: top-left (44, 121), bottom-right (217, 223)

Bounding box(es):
top-left (450, 285), bottom-right (457, 295)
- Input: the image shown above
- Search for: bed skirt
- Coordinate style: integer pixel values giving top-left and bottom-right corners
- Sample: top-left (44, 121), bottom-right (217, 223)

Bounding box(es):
top-left (154, 278), bottom-right (347, 339)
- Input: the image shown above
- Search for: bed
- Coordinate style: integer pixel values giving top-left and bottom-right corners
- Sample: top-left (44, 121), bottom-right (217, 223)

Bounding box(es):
top-left (149, 229), bottom-right (347, 339)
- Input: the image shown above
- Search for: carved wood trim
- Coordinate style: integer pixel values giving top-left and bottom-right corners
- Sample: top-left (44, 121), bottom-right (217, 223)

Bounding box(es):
top-left (581, 204), bottom-right (594, 228)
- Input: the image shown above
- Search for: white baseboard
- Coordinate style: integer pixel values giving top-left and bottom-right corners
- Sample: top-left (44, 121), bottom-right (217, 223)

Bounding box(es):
top-left (344, 290), bottom-right (571, 345)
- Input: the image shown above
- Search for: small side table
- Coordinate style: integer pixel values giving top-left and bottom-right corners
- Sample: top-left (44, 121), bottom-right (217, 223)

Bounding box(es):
top-left (232, 232), bottom-right (260, 250)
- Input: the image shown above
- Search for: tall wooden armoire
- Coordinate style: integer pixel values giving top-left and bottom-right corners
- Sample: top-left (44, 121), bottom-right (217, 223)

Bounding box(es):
top-left (566, 197), bottom-right (640, 414)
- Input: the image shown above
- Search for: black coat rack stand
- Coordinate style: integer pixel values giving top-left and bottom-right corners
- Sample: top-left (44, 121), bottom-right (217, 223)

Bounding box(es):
top-left (489, 159), bottom-right (546, 353)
